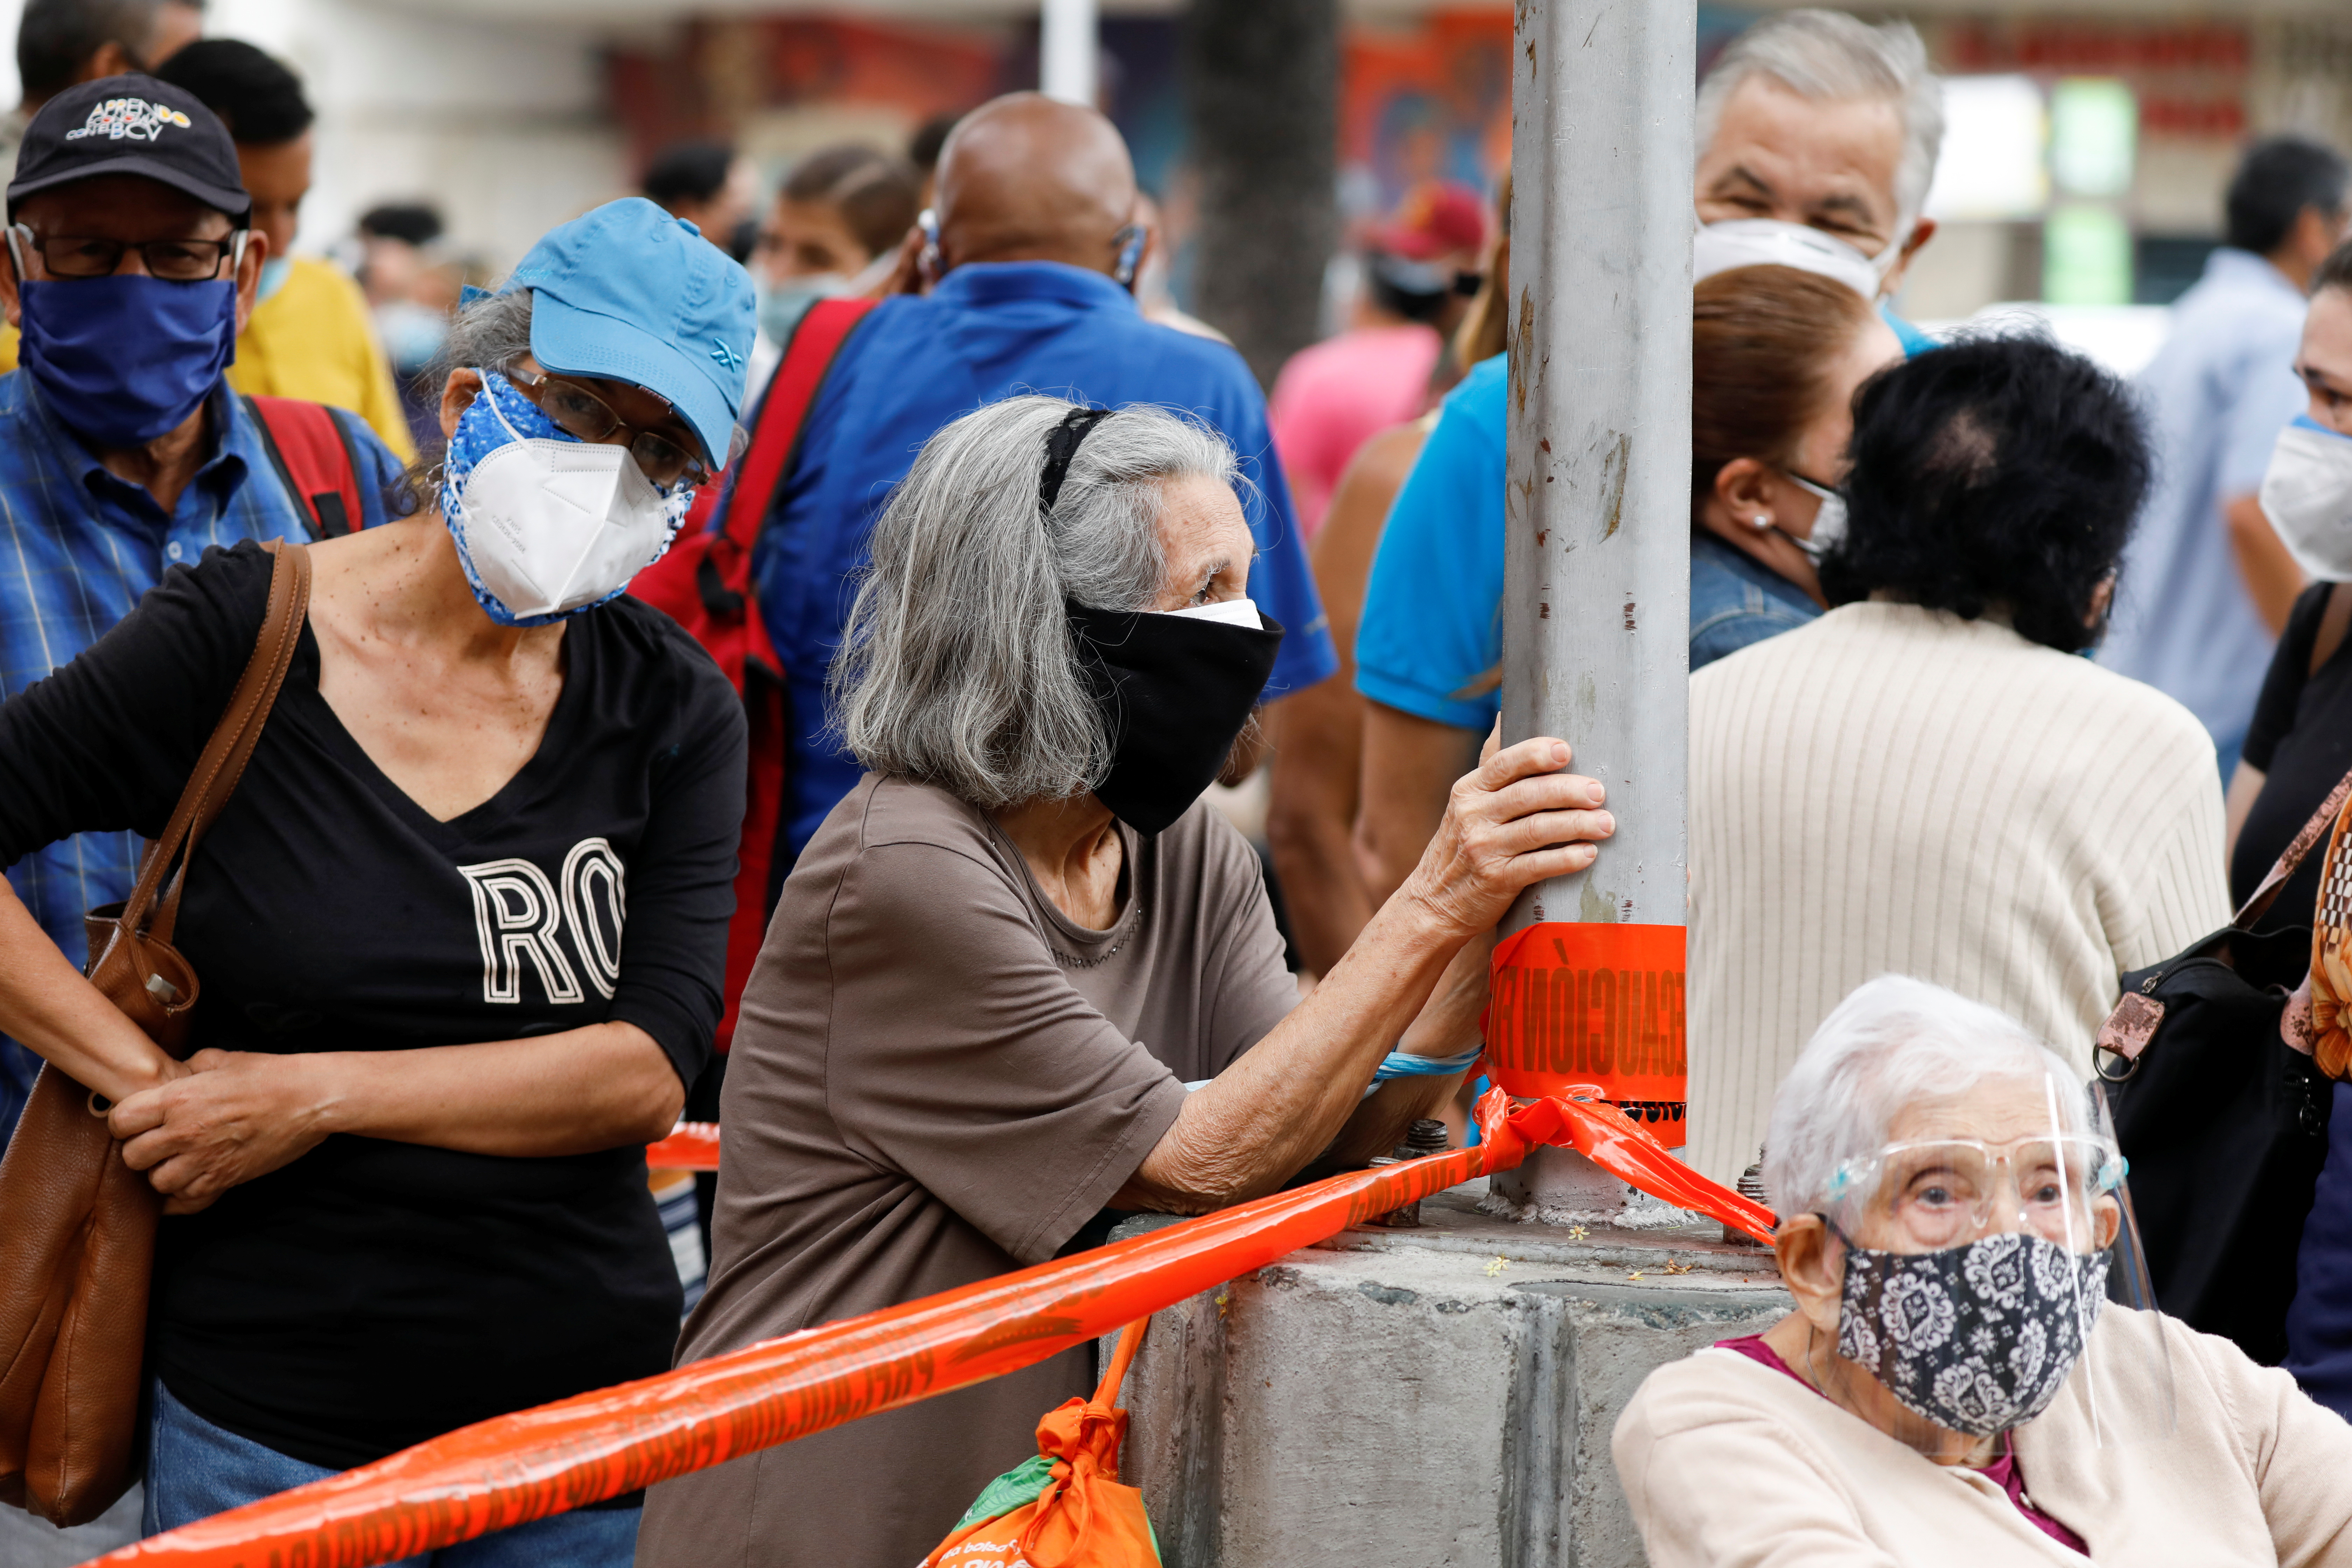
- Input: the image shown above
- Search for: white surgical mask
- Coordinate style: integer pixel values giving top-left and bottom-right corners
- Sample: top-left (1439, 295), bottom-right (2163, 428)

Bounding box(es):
top-left (2259, 415), bottom-right (2352, 582)
top-left (756, 273), bottom-right (851, 344)
top-left (447, 385), bottom-right (686, 624)
top-left (1693, 218), bottom-right (1906, 301)
top-left (1164, 597), bottom-right (1263, 629)
top-left (1778, 471), bottom-right (1848, 562)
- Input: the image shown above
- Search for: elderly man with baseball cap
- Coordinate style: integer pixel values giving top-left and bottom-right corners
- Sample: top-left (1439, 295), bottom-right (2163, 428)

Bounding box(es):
top-left (0, 75), bottom-right (410, 1141)
top-left (0, 190), bottom-right (755, 1553)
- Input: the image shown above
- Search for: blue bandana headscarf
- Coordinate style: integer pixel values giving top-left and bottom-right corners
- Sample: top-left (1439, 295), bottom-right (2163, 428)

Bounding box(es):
top-left (439, 369), bottom-right (694, 628)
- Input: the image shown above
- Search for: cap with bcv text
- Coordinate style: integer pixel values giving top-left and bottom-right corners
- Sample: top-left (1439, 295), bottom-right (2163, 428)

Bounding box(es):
top-left (7, 75), bottom-right (248, 222)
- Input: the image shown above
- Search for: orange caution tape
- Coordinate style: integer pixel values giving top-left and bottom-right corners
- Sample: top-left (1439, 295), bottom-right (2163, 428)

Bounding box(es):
top-left (645, 1121), bottom-right (720, 1171)
top-left (1487, 922), bottom-right (1687, 1146)
top-left (84, 1090), bottom-right (1771, 1568)
top-left (1479, 1086), bottom-right (1775, 1246)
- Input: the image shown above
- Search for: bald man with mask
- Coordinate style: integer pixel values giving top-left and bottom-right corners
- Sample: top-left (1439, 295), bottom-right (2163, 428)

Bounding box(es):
top-left (728, 92), bottom-right (1334, 870)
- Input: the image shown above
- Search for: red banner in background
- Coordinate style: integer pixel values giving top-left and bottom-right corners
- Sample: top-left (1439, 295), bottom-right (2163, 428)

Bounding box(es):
top-left (1487, 922), bottom-right (1687, 1146)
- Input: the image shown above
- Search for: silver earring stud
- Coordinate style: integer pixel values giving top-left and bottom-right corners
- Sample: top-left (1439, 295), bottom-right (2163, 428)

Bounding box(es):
top-left (1751, 513), bottom-right (1772, 530)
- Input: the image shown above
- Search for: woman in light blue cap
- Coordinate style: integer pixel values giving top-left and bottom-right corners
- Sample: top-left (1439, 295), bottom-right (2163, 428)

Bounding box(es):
top-left (0, 198), bottom-right (751, 1559)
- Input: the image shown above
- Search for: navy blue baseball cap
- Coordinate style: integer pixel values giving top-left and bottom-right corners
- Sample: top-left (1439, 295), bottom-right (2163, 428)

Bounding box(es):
top-left (502, 198), bottom-right (755, 470)
top-left (8, 75), bottom-right (248, 220)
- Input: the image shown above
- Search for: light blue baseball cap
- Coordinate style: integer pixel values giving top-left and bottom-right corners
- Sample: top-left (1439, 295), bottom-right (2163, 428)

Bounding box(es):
top-left (501, 197), bottom-right (755, 471)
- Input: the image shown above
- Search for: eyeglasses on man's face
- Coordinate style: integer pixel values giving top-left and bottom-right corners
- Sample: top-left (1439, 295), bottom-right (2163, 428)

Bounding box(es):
top-left (8, 224), bottom-right (247, 282)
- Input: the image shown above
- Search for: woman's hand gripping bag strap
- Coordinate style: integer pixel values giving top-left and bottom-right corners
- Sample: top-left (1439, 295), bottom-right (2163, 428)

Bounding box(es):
top-left (922, 1319), bottom-right (1161, 1568)
top-left (2093, 757), bottom-right (2352, 1366)
top-left (629, 295), bottom-right (876, 1051)
top-left (0, 540), bottom-right (312, 1525)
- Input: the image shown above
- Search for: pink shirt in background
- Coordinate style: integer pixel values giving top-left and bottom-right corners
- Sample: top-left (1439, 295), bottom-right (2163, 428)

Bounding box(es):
top-left (1267, 322), bottom-right (1442, 538)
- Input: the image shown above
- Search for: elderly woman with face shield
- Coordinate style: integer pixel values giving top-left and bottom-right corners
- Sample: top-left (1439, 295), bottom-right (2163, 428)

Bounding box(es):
top-left (1615, 975), bottom-right (2352, 1566)
top-left (635, 396), bottom-right (1614, 1568)
top-left (0, 198), bottom-right (749, 1557)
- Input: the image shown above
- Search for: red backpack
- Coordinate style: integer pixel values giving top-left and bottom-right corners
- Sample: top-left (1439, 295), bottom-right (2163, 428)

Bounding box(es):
top-left (244, 394), bottom-right (368, 538)
top-left (632, 297), bottom-right (879, 1050)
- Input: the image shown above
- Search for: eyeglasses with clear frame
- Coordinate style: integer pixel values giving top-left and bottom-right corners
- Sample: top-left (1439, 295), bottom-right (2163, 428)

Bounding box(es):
top-left (8, 223), bottom-right (248, 282)
top-left (505, 367), bottom-right (712, 489)
top-left (1830, 1135), bottom-right (2128, 1252)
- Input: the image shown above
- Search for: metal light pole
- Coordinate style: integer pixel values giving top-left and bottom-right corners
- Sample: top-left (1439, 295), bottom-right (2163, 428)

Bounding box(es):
top-left (1041, 0), bottom-right (1099, 106)
top-left (1487, 0), bottom-right (1695, 1215)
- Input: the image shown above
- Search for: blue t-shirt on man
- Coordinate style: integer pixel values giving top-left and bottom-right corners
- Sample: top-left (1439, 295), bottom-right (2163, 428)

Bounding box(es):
top-left (1355, 354), bottom-right (1822, 735)
top-left (748, 261), bottom-right (1337, 856)
top-left (1355, 304), bottom-right (1947, 732)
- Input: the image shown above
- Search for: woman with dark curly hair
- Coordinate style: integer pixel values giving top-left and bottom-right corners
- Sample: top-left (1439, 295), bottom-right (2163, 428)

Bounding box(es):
top-left (1684, 332), bottom-right (2233, 1185)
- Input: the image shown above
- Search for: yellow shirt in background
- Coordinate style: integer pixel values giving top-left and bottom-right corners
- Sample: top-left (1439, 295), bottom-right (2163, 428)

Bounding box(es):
top-left (225, 257), bottom-right (416, 461)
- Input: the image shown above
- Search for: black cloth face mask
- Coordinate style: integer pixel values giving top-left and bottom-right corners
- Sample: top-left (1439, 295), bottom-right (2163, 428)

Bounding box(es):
top-left (1066, 603), bottom-right (1283, 836)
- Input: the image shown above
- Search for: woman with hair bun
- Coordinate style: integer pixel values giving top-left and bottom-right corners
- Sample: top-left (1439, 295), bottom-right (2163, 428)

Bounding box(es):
top-left (1687, 333), bottom-right (2233, 1188)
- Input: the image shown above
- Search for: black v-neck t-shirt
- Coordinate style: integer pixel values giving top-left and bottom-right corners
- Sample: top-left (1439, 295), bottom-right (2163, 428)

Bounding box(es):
top-left (2238, 582), bottom-right (2352, 932)
top-left (0, 541), bottom-right (746, 1468)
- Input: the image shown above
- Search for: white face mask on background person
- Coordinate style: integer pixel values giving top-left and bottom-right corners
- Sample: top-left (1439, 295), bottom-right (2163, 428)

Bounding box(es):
top-left (755, 272), bottom-right (852, 344)
top-left (2260, 415), bottom-right (2352, 582)
top-left (447, 380), bottom-right (687, 624)
top-left (1777, 471), bottom-right (1849, 562)
top-left (1693, 218), bottom-right (1906, 302)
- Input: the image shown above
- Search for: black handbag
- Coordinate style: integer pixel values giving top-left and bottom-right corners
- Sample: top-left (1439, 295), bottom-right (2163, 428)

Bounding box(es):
top-left (2094, 764), bottom-right (2352, 1365)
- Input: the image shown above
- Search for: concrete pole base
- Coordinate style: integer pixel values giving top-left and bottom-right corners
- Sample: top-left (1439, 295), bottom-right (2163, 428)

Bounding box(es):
top-left (1110, 1180), bottom-right (1788, 1567)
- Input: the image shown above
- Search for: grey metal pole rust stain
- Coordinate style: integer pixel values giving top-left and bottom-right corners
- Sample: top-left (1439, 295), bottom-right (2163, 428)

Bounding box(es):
top-left (1501, 0), bottom-right (1693, 943)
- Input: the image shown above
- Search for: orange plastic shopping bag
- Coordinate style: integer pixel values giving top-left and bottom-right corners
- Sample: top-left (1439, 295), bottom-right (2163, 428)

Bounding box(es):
top-left (921, 1318), bottom-right (1159, 1568)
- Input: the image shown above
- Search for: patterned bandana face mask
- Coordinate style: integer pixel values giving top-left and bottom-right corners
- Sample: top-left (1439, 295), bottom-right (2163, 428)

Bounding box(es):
top-left (1833, 1227), bottom-right (2109, 1437)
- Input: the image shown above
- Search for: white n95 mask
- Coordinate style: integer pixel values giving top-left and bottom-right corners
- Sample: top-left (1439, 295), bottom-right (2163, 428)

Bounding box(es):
top-left (2260, 415), bottom-right (2352, 582)
top-left (443, 372), bottom-right (691, 626)
top-left (1693, 218), bottom-right (1904, 301)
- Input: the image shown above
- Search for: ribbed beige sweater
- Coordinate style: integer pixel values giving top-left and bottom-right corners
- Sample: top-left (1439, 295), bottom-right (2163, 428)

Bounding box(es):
top-left (1614, 1308), bottom-right (2352, 1567)
top-left (1687, 603), bottom-right (2231, 1183)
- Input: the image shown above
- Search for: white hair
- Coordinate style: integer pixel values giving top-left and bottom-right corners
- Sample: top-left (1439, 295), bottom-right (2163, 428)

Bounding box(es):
top-left (1761, 976), bottom-right (2091, 1217)
top-left (830, 395), bottom-right (1240, 809)
top-left (1696, 9), bottom-right (1945, 230)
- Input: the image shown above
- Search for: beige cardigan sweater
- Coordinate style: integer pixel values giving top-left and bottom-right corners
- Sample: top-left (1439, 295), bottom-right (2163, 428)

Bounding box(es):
top-left (1687, 603), bottom-right (2231, 1182)
top-left (1614, 1309), bottom-right (2352, 1566)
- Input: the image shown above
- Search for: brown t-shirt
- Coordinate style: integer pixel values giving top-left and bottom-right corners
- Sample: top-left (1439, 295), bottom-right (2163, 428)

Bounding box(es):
top-left (636, 775), bottom-right (1296, 1568)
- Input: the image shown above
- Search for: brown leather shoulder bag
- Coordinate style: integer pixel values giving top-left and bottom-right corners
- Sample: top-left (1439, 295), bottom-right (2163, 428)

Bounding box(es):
top-left (0, 539), bottom-right (312, 1525)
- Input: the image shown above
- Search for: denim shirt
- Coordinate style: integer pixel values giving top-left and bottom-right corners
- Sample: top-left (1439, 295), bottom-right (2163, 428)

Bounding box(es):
top-left (1689, 531), bottom-right (1820, 671)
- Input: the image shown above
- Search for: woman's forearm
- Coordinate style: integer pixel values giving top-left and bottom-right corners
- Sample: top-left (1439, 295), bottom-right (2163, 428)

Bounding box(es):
top-left (1118, 736), bottom-right (1608, 1213)
top-left (1113, 890), bottom-right (1466, 1212)
top-left (305, 1022), bottom-right (684, 1155)
top-left (0, 875), bottom-right (180, 1104)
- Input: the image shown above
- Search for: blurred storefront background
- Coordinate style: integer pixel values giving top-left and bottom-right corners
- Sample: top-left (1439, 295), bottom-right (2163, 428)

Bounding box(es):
top-left (0, 0), bottom-right (2342, 362)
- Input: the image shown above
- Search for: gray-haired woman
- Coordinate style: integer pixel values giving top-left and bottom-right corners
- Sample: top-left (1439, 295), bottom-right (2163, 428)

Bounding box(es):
top-left (1616, 976), bottom-right (2352, 1566)
top-left (635, 395), bottom-right (1612, 1568)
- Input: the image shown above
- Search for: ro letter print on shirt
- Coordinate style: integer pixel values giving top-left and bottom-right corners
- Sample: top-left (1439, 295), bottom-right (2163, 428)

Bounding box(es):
top-left (458, 838), bottom-right (628, 1004)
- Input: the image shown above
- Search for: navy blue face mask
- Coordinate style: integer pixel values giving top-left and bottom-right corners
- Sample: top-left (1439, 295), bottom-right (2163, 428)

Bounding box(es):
top-left (18, 275), bottom-right (237, 446)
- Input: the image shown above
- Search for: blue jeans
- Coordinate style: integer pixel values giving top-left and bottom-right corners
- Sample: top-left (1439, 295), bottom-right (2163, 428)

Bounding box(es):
top-left (143, 1381), bottom-right (641, 1566)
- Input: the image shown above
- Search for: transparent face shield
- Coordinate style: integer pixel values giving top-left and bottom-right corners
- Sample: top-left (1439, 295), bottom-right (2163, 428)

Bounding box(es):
top-left (1799, 1071), bottom-right (2173, 1459)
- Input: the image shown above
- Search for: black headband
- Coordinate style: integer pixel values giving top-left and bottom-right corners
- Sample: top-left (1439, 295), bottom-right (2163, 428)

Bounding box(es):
top-left (1039, 405), bottom-right (1114, 514)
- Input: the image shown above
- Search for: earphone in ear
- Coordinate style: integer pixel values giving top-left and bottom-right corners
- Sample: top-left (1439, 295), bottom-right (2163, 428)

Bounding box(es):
top-left (1111, 223), bottom-right (1144, 289)
top-left (918, 208), bottom-right (941, 276)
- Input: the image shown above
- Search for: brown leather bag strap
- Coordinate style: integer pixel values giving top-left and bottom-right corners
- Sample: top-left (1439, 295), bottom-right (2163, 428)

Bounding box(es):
top-left (121, 541), bottom-right (313, 945)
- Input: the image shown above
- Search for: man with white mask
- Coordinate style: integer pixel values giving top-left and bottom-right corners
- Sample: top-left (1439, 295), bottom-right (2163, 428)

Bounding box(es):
top-left (1691, 8), bottom-right (1944, 355)
top-left (1350, 8), bottom-right (1937, 941)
